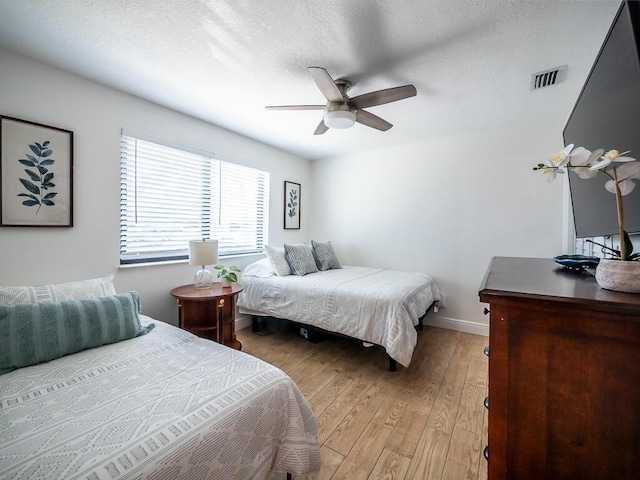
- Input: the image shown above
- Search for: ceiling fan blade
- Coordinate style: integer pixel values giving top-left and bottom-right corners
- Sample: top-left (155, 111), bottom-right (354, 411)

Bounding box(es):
top-left (308, 67), bottom-right (344, 103)
top-left (265, 105), bottom-right (326, 110)
top-left (350, 85), bottom-right (417, 109)
top-left (314, 119), bottom-right (329, 135)
top-left (356, 109), bottom-right (392, 131)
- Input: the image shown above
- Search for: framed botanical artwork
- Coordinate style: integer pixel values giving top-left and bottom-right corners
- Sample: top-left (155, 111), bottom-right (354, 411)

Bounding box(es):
top-left (0, 116), bottom-right (73, 227)
top-left (284, 180), bottom-right (300, 229)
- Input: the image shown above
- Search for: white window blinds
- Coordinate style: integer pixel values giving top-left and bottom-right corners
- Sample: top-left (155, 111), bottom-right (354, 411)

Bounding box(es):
top-left (120, 133), bottom-right (269, 264)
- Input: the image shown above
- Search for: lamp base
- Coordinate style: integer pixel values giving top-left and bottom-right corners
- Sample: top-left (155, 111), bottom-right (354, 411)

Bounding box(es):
top-left (194, 267), bottom-right (214, 289)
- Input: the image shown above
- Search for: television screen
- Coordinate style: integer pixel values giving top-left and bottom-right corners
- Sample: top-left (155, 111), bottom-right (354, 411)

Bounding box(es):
top-left (563, 0), bottom-right (640, 238)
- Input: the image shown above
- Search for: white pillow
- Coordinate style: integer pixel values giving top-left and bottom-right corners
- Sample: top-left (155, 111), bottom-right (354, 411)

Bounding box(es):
top-left (264, 245), bottom-right (291, 276)
top-left (242, 258), bottom-right (275, 278)
top-left (0, 274), bottom-right (117, 306)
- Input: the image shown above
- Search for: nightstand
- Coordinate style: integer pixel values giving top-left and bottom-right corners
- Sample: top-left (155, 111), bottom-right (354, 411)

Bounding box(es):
top-left (170, 283), bottom-right (244, 350)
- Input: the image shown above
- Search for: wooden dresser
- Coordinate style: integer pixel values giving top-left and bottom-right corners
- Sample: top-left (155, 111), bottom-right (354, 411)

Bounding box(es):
top-left (479, 257), bottom-right (640, 480)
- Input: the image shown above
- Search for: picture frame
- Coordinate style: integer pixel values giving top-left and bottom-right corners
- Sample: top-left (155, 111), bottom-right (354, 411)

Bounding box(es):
top-left (1, 116), bottom-right (73, 227)
top-left (284, 180), bottom-right (300, 229)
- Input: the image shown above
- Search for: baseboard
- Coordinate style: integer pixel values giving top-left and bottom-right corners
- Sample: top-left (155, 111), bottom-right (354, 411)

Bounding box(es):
top-left (235, 313), bottom-right (488, 337)
top-left (235, 314), bottom-right (253, 331)
top-left (423, 315), bottom-right (489, 337)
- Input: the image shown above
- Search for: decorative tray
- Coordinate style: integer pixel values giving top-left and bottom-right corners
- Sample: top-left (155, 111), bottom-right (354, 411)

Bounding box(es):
top-left (553, 254), bottom-right (600, 271)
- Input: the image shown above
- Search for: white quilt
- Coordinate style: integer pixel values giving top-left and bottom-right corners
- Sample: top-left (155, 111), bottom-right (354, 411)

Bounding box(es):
top-left (0, 318), bottom-right (320, 480)
top-left (237, 266), bottom-right (442, 367)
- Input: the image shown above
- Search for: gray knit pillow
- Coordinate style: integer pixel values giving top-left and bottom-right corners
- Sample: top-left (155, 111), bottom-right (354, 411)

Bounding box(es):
top-left (284, 244), bottom-right (318, 276)
top-left (311, 240), bottom-right (342, 271)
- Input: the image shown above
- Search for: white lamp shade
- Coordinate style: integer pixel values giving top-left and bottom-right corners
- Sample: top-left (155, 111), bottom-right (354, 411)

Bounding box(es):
top-left (189, 239), bottom-right (219, 266)
top-left (324, 110), bottom-right (356, 129)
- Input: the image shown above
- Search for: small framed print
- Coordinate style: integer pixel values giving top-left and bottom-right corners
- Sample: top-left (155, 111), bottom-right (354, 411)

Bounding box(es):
top-left (284, 180), bottom-right (300, 229)
top-left (0, 116), bottom-right (73, 227)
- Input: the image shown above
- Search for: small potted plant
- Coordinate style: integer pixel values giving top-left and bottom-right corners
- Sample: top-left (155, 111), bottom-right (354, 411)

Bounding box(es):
top-left (214, 264), bottom-right (241, 288)
top-left (534, 145), bottom-right (640, 292)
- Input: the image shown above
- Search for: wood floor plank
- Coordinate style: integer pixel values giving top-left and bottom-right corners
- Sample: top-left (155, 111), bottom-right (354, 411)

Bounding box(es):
top-left (387, 394), bottom-right (434, 458)
top-left (441, 427), bottom-right (482, 480)
top-left (317, 445), bottom-right (344, 480)
top-left (331, 422), bottom-right (393, 480)
top-left (308, 373), bottom-right (356, 416)
top-left (426, 384), bottom-right (463, 434)
top-left (368, 447), bottom-right (411, 480)
top-left (315, 371), bottom-right (382, 444)
top-left (405, 426), bottom-right (450, 480)
top-left (465, 355), bottom-right (488, 388)
top-left (324, 382), bottom-right (390, 454)
top-left (236, 323), bottom-right (489, 480)
top-left (454, 383), bottom-right (485, 434)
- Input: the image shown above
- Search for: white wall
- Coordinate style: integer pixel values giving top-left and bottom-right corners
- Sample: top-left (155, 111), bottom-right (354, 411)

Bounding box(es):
top-left (0, 48), bottom-right (311, 324)
top-left (310, 127), bottom-right (567, 333)
top-left (0, 47), bottom-right (571, 334)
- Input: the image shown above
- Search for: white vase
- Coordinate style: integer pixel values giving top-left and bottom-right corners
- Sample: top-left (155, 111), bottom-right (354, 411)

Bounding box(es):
top-left (221, 277), bottom-right (232, 288)
top-left (595, 259), bottom-right (640, 293)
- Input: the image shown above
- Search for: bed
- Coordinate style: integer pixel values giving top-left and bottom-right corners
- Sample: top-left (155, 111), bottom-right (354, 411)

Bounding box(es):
top-left (0, 278), bottom-right (320, 480)
top-left (237, 256), bottom-right (443, 369)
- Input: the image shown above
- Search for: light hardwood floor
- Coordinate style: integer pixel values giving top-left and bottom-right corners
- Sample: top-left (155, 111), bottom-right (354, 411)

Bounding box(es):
top-left (236, 319), bottom-right (489, 480)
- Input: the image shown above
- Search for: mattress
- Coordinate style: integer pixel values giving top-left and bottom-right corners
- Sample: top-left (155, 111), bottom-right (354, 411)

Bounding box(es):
top-left (237, 265), bottom-right (443, 367)
top-left (0, 317), bottom-right (320, 479)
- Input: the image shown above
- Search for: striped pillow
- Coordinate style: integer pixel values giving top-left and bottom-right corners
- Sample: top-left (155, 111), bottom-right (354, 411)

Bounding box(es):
top-left (264, 245), bottom-right (291, 276)
top-left (0, 275), bottom-right (117, 306)
top-left (0, 292), bottom-right (154, 375)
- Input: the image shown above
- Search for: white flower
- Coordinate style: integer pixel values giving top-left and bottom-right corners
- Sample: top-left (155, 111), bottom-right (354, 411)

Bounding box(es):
top-left (604, 161), bottom-right (640, 195)
top-left (552, 143), bottom-right (574, 169)
top-left (569, 147), bottom-right (601, 179)
top-left (589, 149), bottom-right (634, 171)
top-left (535, 145), bottom-right (637, 260)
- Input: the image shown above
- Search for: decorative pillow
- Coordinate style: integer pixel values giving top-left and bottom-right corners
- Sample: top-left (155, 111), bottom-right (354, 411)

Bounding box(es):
top-left (241, 258), bottom-right (275, 278)
top-left (0, 291), bottom-right (154, 375)
top-left (284, 243), bottom-right (318, 276)
top-left (0, 274), bottom-right (117, 306)
top-left (311, 240), bottom-right (342, 271)
top-left (264, 245), bottom-right (291, 276)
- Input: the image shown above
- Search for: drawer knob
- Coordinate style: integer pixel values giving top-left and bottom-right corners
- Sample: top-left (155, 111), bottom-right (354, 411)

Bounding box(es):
top-left (484, 396), bottom-right (489, 409)
top-left (484, 346), bottom-right (489, 357)
top-left (483, 446), bottom-right (489, 460)
top-left (483, 307), bottom-right (490, 315)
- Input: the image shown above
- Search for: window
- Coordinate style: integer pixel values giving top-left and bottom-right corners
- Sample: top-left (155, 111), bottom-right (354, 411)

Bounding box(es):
top-left (120, 133), bottom-right (269, 264)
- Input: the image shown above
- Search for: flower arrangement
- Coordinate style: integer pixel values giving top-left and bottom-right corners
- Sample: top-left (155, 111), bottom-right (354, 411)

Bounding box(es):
top-left (534, 145), bottom-right (640, 261)
top-left (214, 264), bottom-right (241, 282)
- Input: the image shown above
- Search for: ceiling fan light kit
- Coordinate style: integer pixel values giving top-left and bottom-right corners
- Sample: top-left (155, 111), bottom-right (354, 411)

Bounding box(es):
top-left (324, 110), bottom-right (356, 129)
top-left (266, 67), bottom-right (416, 135)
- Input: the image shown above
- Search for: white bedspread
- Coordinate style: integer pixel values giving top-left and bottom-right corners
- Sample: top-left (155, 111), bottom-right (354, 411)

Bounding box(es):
top-left (0, 318), bottom-right (320, 480)
top-left (238, 266), bottom-right (442, 367)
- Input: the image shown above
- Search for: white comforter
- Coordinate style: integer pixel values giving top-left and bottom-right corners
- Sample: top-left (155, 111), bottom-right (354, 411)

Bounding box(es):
top-left (238, 266), bottom-right (442, 367)
top-left (0, 318), bottom-right (320, 480)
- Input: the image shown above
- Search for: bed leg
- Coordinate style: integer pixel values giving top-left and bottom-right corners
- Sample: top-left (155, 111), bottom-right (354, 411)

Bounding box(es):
top-left (418, 315), bottom-right (424, 331)
top-left (389, 357), bottom-right (397, 372)
top-left (287, 474), bottom-right (292, 480)
top-left (252, 316), bottom-right (259, 333)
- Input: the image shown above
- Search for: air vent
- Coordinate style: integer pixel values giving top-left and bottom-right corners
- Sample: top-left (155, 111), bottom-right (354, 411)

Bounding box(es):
top-left (530, 65), bottom-right (566, 90)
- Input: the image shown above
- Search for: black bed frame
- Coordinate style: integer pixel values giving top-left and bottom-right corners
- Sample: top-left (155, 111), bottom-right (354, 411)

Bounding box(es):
top-left (251, 309), bottom-right (429, 372)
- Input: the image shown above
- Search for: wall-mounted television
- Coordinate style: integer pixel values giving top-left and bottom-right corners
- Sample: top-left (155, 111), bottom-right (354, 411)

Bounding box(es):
top-left (563, 0), bottom-right (640, 238)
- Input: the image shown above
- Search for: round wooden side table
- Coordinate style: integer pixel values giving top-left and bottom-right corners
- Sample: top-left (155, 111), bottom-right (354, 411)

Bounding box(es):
top-left (170, 283), bottom-right (244, 350)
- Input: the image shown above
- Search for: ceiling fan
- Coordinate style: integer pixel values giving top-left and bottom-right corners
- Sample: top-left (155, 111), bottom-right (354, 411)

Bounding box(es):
top-left (265, 67), bottom-right (417, 135)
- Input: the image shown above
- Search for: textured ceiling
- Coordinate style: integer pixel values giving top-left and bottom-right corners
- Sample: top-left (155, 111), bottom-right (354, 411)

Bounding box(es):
top-left (0, 0), bottom-right (622, 160)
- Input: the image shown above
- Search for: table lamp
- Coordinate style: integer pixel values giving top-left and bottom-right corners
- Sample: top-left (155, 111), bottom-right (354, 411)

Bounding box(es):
top-left (189, 239), bottom-right (218, 289)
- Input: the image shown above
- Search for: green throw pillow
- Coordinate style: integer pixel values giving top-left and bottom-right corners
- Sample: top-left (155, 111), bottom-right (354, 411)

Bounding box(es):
top-left (0, 291), bottom-right (154, 375)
